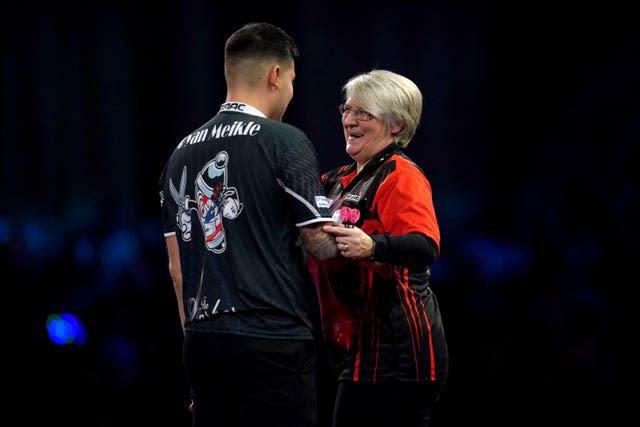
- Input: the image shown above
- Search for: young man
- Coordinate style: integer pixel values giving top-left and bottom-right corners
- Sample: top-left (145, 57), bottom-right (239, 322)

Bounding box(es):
top-left (159, 22), bottom-right (337, 427)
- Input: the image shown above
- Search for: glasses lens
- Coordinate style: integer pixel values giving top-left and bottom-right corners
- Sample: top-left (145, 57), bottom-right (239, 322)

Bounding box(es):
top-left (339, 105), bottom-right (372, 121)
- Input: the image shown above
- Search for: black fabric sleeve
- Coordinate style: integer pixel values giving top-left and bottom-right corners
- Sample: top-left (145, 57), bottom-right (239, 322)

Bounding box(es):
top-left (277, 138), bottom-right (332, 223)
top-left (369, 232), bottom-right (438, 268)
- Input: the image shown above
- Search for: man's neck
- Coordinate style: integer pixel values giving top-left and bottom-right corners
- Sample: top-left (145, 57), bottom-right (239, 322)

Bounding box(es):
top-left (225, 89), bottom-right (271, 118)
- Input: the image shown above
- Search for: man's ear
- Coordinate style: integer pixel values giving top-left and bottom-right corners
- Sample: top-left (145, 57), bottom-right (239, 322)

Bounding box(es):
top-left (268, 65), bottom-right (281, 91)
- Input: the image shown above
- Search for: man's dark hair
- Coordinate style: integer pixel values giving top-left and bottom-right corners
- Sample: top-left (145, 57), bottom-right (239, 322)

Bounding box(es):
top-left (225, 22), bottom-right (299, 64)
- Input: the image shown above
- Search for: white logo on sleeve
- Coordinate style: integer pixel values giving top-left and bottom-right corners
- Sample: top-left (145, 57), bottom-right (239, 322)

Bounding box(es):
top-left (315, 196), bottom-right (330, 209)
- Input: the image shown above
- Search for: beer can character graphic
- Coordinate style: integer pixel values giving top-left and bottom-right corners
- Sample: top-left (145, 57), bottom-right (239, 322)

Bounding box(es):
top-left (195, 151), bottom-right (242, 253)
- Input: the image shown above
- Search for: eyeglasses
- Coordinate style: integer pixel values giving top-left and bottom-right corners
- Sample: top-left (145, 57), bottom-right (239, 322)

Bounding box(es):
top-left (338, 104), bottom-right (375, 121)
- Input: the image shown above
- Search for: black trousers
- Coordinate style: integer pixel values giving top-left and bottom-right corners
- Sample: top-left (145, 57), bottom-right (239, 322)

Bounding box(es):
top-left (184, 331), bottom-right (317, 427)
top-left (333, 380), bottom-right (444, 427)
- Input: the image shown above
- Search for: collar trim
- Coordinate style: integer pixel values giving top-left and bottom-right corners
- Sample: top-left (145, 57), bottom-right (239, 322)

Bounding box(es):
top-left (219, 102), bottom-right (266, 118)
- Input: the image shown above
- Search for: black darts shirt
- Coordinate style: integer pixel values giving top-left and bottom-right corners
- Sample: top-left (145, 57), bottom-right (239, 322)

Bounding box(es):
top-left (159, 103), bottom-right (332, 340)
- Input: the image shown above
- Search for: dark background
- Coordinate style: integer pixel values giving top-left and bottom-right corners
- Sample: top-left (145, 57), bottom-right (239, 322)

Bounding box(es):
top-left (3, 0), bottom-right (637, 425)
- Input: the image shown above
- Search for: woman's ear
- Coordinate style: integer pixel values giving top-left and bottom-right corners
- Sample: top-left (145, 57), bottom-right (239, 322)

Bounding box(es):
top-left (390, 122), bottom-right (403, 136)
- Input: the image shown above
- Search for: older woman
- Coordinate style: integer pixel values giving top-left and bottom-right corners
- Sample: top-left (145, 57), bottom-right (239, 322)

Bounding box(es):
top-left (313, 69), bottom-right (449, 426)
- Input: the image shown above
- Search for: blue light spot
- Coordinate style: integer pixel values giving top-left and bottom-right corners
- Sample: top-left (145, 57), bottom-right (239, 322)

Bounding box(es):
top-left (464, 235), bottom-right (531, 285)
top-left (46, 312), bottom-right (88, 346)
top-left (22, 219), bottom-right (63, 258)
top-left (100, 229), bottom-right (140, 273)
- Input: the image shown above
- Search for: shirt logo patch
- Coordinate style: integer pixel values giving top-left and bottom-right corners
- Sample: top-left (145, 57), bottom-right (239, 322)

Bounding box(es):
top-left (345, 193), bottom-right (361, 203)
top-left (315, 196), bottom-right (330, 208)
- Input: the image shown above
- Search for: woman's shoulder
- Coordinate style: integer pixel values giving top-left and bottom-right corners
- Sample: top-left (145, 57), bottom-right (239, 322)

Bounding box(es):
top-left (391, 152), bottom-right (428, 177)
top-left (322, 163), bottom-right (352, 180)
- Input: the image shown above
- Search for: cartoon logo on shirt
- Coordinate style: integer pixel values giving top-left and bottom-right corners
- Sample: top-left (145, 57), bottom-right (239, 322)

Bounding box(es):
top-left (196, 151), bottom-right (242, 253)
top-left (169, 151), bottom-right (243, 253)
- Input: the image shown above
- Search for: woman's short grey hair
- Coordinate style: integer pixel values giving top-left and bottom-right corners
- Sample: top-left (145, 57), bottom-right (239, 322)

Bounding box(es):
top-left (342, 69), bottom-right (423, 148)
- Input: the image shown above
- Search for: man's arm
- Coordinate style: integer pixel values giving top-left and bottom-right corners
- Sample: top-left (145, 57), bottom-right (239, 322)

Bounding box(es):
top-left (299, 222), bottom-right (338, 261)
top-left (165, 235), bottom-right (185, 330)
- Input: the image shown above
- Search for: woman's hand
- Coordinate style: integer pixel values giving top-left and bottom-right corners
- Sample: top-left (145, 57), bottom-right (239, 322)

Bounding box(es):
top-left (322, 224), bottom-right (375, 260)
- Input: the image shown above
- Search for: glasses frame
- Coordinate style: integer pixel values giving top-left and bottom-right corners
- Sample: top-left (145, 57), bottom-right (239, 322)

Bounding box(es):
top-left (338, 104), bottom-right (375, 122)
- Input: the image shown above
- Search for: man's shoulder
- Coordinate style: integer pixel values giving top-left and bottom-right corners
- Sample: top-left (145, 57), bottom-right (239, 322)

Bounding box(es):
top-left (258, 118), bottom-right (307, 140)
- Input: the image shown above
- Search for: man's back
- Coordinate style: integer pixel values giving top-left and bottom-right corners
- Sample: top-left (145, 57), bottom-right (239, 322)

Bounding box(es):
top-left (160, 103), bottom-right (330, 338)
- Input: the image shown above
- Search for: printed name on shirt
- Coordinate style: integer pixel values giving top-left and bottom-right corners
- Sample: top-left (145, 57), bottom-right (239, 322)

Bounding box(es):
top-left (191, 296), bottom-right (236, 320)
top-left (177, 121), bottom-right (262, 149)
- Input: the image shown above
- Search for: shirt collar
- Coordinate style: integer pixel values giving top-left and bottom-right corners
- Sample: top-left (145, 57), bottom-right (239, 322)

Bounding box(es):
top-left (218, 102), bottom-right (266, 118)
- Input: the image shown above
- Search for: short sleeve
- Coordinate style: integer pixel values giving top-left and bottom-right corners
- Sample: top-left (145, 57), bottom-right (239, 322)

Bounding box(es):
top-left (159, 162), bottom-right (177, 237)
top-left (276, 138), bottom-right (332, 226)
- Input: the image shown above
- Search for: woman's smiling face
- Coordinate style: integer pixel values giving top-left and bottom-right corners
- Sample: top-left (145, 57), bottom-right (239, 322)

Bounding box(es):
top-left (341, 98), bottom-right (401, 168)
